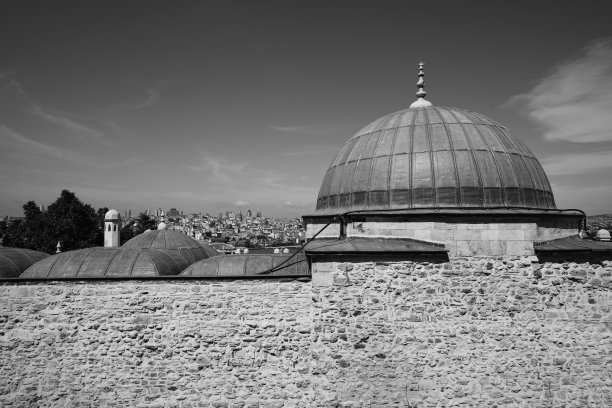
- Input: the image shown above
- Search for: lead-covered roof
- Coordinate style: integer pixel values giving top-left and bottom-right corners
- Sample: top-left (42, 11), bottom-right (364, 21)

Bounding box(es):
top-left (181, 253), bottom-right (309, 277)
top-left (0, 247), bottom-right (49, 278)
top-left (21, 247), bottom-right (185, 278)
top-left (316, 106), bottom-right (556, 214)
top-left (122, 230), bottom-right (219, 264)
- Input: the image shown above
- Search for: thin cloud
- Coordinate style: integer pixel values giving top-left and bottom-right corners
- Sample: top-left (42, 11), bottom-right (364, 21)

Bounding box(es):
top-left (3, 77), bottom-right (104, 140)
top-left (541, 150), bottom-right (612, 176)
top-left (110, 87), bottom-right (163, 114)
top-left (282, 200), bottom-right (309, 208)
top-left (282, 144), bottom-right (340, 156)
top-left (0, 125), bottom-right (142, 170)
top-left (187, 155), bottom-right (250, 182)
top-left (508, 38), bottom-right (612, 143)
top-left (0, 125), bottom-right (106, 169)
top-left (185, 152), bottom-right (314, 214)
top-left (30, 105), bottom-right (105, 139)
top-left (186, 152), bottom-right (311, 193)
top-left (269, 125), bottom-right (325, 135)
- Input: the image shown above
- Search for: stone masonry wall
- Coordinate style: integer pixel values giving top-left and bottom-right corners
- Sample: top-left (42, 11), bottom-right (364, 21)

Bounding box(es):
top-left (311, 258), bottom-right (612, 407)
top-left (0, 280), bottom-right (313, 407)
top-left (1, 258), bottom-right (612, 407)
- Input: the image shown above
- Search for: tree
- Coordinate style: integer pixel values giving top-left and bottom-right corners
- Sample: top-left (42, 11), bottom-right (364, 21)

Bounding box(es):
top-left (43, 190), bottom-right (101, 253)
top-left (0, 218), bottom-right (24, 248)
top-left (133, 213), bottom-right (157, 234)
top-left (0, 190), bottom-right (106, 253)
top-left (120, 213), bottom-right (156, 245)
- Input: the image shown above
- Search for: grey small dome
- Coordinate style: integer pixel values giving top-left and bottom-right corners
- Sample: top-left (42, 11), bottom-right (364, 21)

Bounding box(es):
top-left (0, 247), bottom-right (50, 278)
top-left (21, 247), bottom-right (184, 278)
top-left (122, 230), bottom-right (219, 264)
top-left (316, 106), bottom-right (555, 214)
top-left (596, 229), bottom-right (611, 241)
top-left (104, 209), bottom-right (120, 220)
top-left (181, 253), bottom-right (309, 277)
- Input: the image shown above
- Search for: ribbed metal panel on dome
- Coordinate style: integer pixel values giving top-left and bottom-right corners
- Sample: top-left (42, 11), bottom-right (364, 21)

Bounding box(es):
top-left (122, 230), bottom-right (218, 264)
top-left (316, 106), bottom-right (556, 214)
top-left (0, 247), bottom-right (49, 278)
top-left (20, 247), bottom-right (185, 278)
top-left (181, 253), bottom-right (309, 277)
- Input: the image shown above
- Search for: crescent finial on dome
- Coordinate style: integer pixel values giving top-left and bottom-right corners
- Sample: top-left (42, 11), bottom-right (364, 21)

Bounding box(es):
top-left (410, 61), bottom-right (433, 108)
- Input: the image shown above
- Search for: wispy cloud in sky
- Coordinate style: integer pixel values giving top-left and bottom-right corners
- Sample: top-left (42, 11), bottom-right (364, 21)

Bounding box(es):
top-left (541, 150), bottom-right (612, 176)
top-left (282, 144), bottom-right (340, 157)
top-left (282, 200), bottom-right (309, 208)
top-left (187, 155), bottom-right (251, 183)
top-left (508, 38), bottom-right (612, 143)
top-left (0, 125), bottom-right (106, 169)
top-left (269, 125), bottom-right (325, 135)
top-left (109, 86), bottom-right (164, 114)
top-left (186, 152), bottom-right (312, 208)
top-left (30, 105), bottom-right (105, 140)
top-left (0, 125), bottom-right (143, 171)
top-left (188, 153), bottom-right (303, 190)
top-left (2, 76), bottom-right (104, 140)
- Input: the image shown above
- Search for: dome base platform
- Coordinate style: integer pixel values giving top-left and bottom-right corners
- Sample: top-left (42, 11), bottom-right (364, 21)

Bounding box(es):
top-left (303, 208), bottom-right (583, 257)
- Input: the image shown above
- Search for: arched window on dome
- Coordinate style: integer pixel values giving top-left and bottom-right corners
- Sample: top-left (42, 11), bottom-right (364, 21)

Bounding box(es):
top-left (113, 224), bottom-right (117, 231)
top-left (107, 224), bottom-right (111, 232)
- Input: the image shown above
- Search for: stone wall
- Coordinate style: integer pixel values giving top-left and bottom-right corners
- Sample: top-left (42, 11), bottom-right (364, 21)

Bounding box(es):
top-left (1, 258), bottom-right (612, 407)
top-left (311, 258), bottom-right (612, 407)
top-left (0, 280), bottom-right (313, 407)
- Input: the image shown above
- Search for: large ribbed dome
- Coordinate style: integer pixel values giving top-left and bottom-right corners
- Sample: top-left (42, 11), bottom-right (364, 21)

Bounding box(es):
top-left (316, 106), bottom-right (556, 214)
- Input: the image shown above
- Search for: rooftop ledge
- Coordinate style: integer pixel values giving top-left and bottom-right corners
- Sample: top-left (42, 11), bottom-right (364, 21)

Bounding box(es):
top-left (303, 208), bottom-right (585, 219)
top-left (305, 237), bottom-right (448, 255)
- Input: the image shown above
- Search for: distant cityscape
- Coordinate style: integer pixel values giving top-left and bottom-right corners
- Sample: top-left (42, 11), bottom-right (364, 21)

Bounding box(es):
top-left (4, 208), bottom-right (612, 243)
top-left (87, 207), bottom-right (307, 251)
top-left (585, 214), bottom-right (612, 232)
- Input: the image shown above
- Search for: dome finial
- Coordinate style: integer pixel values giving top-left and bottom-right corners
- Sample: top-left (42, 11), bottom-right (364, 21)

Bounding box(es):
top-left (410, 61), bottom-right (433, 108)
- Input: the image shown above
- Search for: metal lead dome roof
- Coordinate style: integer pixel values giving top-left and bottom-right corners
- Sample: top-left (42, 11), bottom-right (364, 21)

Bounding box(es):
top-left (21, 247), bottom-right (185, 278)
top-left (316, 105), bottom-right (556, 214)
top-left (0, 247), bottom-right (49, 278)
top-left (122, 230), bottom-right (219, 263)
top-left (316, 63), bottom-right (556, 215)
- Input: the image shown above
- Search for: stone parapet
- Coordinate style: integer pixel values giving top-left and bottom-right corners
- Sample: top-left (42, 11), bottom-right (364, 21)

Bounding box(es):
top-left (310, 258), bottom-right (612, 406)
top-left (0, 280), bottom-right (313, 407)
top-left (1, 257), bottom-right (611, 407)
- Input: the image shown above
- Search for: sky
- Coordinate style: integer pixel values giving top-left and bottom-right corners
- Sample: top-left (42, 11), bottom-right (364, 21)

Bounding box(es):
top-left (1, 1), bottom-right (612, 217)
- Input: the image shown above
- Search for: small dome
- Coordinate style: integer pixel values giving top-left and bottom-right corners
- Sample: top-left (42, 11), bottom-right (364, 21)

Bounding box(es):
top-left (157, 222), bottom-right (167, 230)
top-left (105, 209), bottom-right (120, 221)
top-left (596, 229), bottom-right (611, 241)
top-left (0, 247), bottom-right (50, 278)
top-left (315, 106), bottom-right (556, 214)
top-left (21, 247), bottom-right (184, 278)
top-left (181, 252), bottom-right (309, 276)
top-left (122, 229), bottom-right (219, 264)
